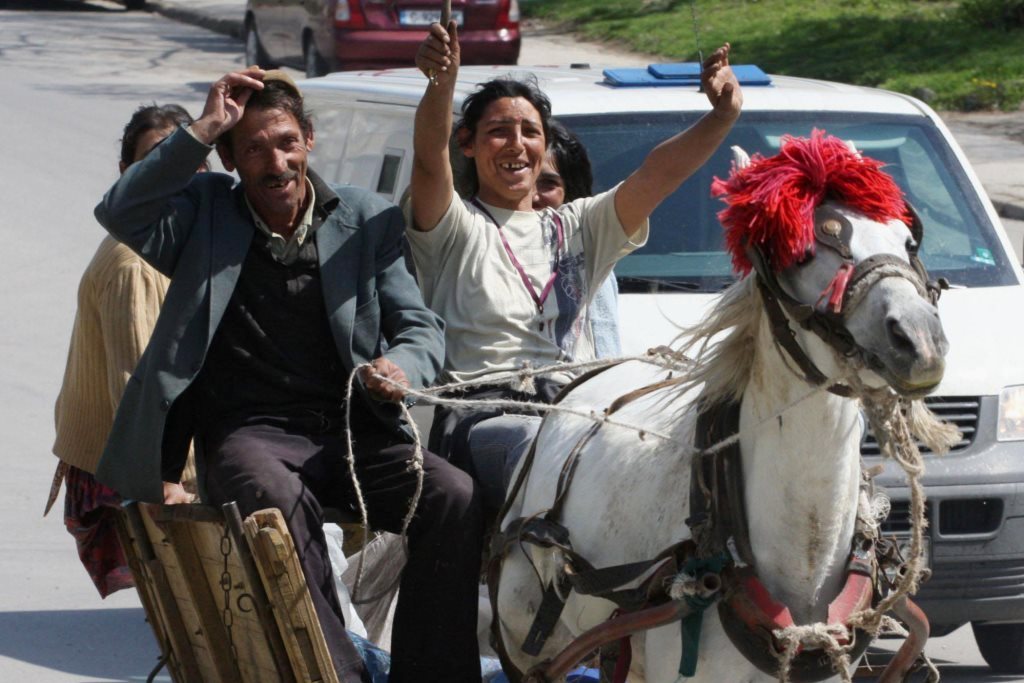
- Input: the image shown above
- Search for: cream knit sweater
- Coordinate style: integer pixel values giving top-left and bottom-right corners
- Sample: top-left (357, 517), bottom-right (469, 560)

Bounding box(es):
top-left (53, 236), bottom-right (169, 474)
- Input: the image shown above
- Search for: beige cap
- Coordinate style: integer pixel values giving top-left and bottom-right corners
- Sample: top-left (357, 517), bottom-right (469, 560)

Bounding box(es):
top-left (262, 69), bottom-right (302, 98)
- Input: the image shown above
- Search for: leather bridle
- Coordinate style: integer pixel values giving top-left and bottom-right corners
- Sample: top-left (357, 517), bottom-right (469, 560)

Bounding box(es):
top-left (749, 203), bottom-right (945, 393)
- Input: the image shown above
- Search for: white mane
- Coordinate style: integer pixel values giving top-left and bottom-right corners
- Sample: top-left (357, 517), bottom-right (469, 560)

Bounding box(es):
top-left (675, 275), bottom-right (763, 407)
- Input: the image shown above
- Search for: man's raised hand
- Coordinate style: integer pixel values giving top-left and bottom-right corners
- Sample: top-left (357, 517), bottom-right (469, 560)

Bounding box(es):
top-left (191, 67), bottom-right (266, 145)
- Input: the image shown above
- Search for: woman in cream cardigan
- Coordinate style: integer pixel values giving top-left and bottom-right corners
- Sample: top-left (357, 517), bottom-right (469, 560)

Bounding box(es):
top-left (48, 104), bottom-right (201, 597)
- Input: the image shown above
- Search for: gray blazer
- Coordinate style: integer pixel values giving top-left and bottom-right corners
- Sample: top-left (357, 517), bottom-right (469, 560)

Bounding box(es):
top-left (94, 127), bottom-right (444, 503)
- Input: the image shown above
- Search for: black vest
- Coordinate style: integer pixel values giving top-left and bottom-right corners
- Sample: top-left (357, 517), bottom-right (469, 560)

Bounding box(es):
top-left (194, 229), bottom-right (360, 428)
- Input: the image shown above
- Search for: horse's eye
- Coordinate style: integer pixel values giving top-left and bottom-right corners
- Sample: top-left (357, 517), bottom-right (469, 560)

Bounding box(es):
top-left (906, 237), bottom-right (919, 253)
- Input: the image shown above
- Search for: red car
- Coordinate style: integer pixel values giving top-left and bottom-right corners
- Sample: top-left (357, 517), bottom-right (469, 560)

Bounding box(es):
top-left (244, 0), bottom-right (521, 77)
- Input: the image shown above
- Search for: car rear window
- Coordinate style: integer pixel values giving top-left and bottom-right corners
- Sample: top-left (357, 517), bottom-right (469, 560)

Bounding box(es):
top-left (562, 112), bottom-right (1015, 292)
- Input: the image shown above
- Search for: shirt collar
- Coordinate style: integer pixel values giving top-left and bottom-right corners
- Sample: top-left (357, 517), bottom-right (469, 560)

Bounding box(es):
top-left (245, 177), bottom-right (317, 262)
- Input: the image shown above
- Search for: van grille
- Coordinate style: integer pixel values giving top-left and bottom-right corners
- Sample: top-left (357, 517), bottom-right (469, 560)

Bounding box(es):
top-left (939, 498), bottom-right (1003, 535)
top-left (860, 396), bottom-right (979, 456)
top-left (880, 500), bottom-right (928, 535)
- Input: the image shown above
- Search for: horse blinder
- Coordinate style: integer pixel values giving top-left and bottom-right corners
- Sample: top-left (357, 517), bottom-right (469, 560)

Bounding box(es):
top-left (746, 201), bottom-right (944, 391)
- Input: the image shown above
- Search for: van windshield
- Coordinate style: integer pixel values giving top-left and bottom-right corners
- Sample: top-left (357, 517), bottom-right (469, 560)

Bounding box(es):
top-left (563, 112), bottom-right (1015, 293)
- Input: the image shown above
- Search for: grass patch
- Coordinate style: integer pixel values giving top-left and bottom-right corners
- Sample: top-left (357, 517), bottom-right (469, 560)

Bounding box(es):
top-left (519, 0), bottom-right (1024, 111)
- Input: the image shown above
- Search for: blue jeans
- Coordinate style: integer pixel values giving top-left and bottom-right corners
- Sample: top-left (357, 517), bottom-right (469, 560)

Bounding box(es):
top-left (467, 414), bottom-right (542, 512)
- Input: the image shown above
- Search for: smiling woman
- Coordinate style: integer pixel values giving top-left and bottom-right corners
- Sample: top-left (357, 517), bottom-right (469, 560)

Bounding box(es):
top-left (406, 19), bottom-right (742, 507)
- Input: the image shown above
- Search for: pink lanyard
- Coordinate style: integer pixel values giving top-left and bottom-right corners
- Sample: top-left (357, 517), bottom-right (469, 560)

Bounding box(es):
top-left (472, 198), bottom-right (564, 324)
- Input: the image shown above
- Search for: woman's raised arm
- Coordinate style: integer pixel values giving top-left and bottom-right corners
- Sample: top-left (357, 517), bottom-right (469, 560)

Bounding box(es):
top-left (411, 21), bottom-right (461, 232)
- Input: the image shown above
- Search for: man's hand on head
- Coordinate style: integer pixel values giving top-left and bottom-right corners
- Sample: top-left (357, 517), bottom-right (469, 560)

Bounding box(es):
top-left (360, 357), bottom-right (410, 403)
top-left (190, 67), bottom-right (267, 145)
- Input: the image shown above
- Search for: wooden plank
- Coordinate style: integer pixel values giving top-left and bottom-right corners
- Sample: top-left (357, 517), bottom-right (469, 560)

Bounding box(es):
top-left (149, 503), bottom-right (225, 524)
top-left (161, 520), bottom-right (244, 683)
top-left (114, 509), bottom-right (186, 683)
top-left (224, 502), bottom-right (298, 683)
top-left (188, 516), bottom-right (282, 682)
top-left (123, 502), bottom-right (204, 683)
top-left (142, 507), bottom-right (222, 681)
top-left (244, 509), bottom-right (340, 683)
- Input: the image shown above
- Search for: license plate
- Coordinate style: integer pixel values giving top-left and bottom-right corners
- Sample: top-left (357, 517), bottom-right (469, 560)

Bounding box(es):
top-left (398, 9), bottom-right (465, 27)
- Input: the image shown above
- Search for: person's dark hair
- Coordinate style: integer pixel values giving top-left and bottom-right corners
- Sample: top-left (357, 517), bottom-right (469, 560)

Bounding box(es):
top-left (120, 103), bottom-right (194, 168)
top-left (547, 118), bottom-right (593, 203)
top-left (217, 80), bottom-right (314, 152)
top-left (454, 76), bottom-right (553, 197)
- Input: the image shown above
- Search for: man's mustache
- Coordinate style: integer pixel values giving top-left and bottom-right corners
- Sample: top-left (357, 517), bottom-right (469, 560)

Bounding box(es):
top-left (263, 171), bottom-right (299, 185)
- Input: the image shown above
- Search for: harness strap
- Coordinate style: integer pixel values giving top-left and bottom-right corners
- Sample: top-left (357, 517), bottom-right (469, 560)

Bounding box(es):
top-left (487, 434), bottom-right (546, 683)
top-left (566, 541), bottom-right (689, 610)
top-left (524, 599), bottom-right (698, 683)
top-left (757, 279), bottom-right (855, 397)
top-left (522, 583), bottom-right (570, 657)
top-left (547, 422), bottom-right (601, 524)
top-left (549, 359), bottom-right (622, 403)
top-left (690, 400), bottom-right (756, 565)
top-left (605, 375), bottom-right (686, 415)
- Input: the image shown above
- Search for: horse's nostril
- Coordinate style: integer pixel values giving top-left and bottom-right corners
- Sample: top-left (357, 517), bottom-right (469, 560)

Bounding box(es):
top-left (886, 317), bottom-right (916, 355)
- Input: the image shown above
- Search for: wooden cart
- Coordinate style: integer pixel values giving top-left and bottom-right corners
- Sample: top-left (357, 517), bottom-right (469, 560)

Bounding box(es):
top-left (117, 501), bottom-right (341, 682)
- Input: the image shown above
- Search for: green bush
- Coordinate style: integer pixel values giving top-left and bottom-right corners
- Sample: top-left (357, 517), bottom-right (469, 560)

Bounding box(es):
top-left (520, 0), bottom-right (1024, 111)
top-left (959, 0), bottom-right (1024, 29)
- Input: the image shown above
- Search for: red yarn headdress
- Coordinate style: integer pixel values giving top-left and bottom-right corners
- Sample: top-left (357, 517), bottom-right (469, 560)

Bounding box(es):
top-left (711, 130), bottom-right (910, 275)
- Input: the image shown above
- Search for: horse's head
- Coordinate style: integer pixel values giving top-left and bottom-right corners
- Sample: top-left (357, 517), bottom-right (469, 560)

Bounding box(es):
top-left (712, 131), bottom-right (948, 398)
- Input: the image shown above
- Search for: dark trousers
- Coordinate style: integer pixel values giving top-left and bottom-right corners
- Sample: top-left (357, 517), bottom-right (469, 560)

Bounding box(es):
top-left (201, 414), bottom-right (484, 683)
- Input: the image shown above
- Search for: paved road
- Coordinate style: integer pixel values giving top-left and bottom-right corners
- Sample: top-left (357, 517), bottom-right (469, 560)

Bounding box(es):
top-left (0, 4), bottom-right (240, 681)
top-left (0, 1), bottom-right (1021, 682)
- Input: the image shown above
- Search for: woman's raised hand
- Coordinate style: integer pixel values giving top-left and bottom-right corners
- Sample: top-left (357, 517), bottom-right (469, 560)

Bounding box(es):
top-left (416, 20), bottom-right (460, 87)
top-left (701, 43), bottom-right (743, 122)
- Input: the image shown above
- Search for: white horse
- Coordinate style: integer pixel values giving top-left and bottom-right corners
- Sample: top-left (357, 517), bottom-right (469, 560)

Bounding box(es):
top-left (492, 134), bottom-right (952, 682)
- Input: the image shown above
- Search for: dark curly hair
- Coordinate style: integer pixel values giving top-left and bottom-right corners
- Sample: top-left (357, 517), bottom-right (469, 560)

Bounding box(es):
top-left (217, 79), bottom-right (314, 152)
top-left (547, 118), bottom-right (593, 203)
top-left (453, 76), bottom-right (553, 197)
top-left (119, 103), bottom-right (194, 168)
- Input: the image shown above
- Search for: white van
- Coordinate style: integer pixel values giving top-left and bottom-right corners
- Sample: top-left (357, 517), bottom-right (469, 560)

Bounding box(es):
top-left (300, 64), bottom-right (1024, 673)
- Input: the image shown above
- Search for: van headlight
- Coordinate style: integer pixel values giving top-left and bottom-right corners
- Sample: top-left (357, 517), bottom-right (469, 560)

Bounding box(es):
top-left (997, 385), bottom-right (1024, 441)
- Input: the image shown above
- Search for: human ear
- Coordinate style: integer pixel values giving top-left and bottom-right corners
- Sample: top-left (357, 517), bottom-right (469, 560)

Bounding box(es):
top-left (457, 127), bottom-right (474, 158)
top-left (216, 143), bottom-right (236, 172)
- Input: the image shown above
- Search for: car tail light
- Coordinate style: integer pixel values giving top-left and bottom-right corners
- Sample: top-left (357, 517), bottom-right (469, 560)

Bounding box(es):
top-left (496, 0), bottom-right (520, 29)
top-left (335, 0), bottom-right (368, 28)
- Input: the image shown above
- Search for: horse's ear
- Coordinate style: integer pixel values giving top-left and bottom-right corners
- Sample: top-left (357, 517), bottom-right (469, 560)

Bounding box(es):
top-left (731, 145), bottom-right (751, 170)
top-left (844, 139), bottom-right (863, 159)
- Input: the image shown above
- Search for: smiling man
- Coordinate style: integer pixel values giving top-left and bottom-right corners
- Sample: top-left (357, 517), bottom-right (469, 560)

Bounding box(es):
top-left (93, 67), bottom-right (484, 683)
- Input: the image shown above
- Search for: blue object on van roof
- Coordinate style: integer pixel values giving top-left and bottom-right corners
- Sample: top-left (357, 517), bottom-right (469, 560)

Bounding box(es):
top-left (603, 63), bottom-right (772, 87)
top-left (647, 62), bottom-right (702, 80)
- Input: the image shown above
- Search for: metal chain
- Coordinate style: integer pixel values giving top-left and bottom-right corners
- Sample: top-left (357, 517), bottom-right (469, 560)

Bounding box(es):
top-left (219, 526), bottom-right (239, 661)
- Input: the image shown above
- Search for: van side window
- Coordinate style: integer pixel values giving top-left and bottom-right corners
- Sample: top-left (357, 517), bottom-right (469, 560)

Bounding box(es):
top-left (376, 149), bottom-right (405, 198)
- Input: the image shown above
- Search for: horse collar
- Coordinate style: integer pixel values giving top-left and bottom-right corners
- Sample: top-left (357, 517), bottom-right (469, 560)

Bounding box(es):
top-left (691, 400), bottom-right (879, 681)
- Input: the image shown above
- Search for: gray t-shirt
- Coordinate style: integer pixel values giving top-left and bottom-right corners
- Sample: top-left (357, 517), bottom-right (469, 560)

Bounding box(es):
top-left (406, 184), bottom-right (648, 383)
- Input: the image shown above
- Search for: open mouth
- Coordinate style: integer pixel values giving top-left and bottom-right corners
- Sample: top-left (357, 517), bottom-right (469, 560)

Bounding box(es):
top-left (499, 161), bottom-right (530, 177)
top-left (264, 174), bottom-right (297, 191)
